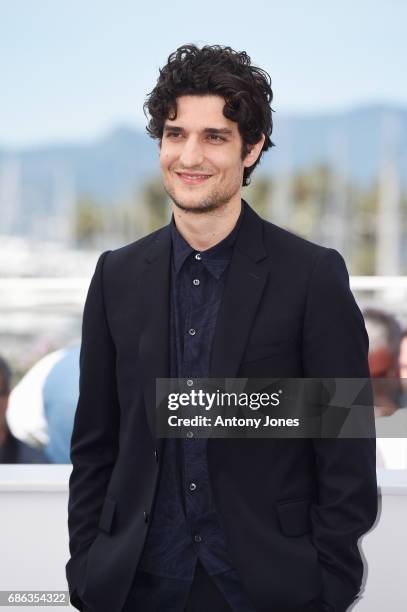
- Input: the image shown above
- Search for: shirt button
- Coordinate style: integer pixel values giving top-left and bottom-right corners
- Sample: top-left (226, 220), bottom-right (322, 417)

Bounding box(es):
top-left (189, 482), bottom-right (197, 491)
top-left (186, 431), bottom-right (194, 438)
top-left (195, 253), bottom-right (201, 260)
top-left (188, 328), bottom-right (196, 336)
top-left (186, 379), bottom-right (193, 387)
top-left (193, 279), bottom-right (200, 286)
top-left (194, 534), bottom-right (202, 543)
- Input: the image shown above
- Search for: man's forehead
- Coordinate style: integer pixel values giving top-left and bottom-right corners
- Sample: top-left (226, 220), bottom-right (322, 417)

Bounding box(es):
top-left (164, 95), bottom-right (238, 131)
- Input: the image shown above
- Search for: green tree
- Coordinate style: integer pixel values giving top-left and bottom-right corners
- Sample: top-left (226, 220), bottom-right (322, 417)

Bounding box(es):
top-left (142, 177), bottom-right (169, 231)
top-left (73, 195), bottom-right (105, 247)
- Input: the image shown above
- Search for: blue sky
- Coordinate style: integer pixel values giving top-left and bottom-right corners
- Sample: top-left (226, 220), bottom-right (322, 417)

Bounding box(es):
top-left (1, 0), bottom-right (406, 147)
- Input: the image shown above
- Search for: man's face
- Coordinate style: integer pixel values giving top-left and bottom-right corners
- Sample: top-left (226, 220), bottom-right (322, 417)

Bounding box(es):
top-left (159, 95), bottom-right (255, 214)
top-left (368, 346), bottom-right (398, 378)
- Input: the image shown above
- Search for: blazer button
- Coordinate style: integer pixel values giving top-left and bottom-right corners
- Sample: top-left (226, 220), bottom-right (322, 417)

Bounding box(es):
top-left (143, 511), bottom-right (149, 523)
top-left (154, 450), bottom-right (159, 462)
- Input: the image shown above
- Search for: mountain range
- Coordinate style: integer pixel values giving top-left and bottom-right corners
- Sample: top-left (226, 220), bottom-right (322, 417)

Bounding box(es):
top-left (0, 104), bottom-right (406, 232)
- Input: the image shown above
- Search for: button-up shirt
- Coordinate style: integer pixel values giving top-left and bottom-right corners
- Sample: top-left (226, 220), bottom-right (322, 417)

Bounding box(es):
top-left (136, 201), bottom-right (255, 610)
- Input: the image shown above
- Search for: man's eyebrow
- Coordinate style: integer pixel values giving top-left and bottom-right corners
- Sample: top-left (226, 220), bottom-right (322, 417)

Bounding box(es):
top-left (203, 127), bottom-right (233, 135)
top-left (163, 125), bottom-right (233, 135)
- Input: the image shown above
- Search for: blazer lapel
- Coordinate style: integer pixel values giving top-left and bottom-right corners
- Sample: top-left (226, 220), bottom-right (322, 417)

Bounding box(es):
top-left (138, 201), bottom-right (269, 440)
top-left (138, 226), bottom-right (171, 441)
top-left (210, 202), bottom-right (269, 378)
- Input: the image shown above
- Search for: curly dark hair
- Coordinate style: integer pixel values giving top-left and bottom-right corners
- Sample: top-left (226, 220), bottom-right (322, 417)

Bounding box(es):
top-left (143, 44), bottom-right (275, 186)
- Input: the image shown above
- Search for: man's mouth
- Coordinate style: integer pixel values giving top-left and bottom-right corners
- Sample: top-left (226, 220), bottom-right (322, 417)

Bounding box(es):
top-left (175, 172), bottom-right (212, 185)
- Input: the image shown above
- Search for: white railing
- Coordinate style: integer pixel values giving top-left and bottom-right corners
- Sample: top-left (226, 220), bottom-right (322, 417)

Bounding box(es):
top-left (1, 276), bottom-right (406, 325)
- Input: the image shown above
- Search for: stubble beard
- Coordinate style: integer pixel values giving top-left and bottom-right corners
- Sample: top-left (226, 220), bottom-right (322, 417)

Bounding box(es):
top-left (162, 174), bottom-right (241, 215)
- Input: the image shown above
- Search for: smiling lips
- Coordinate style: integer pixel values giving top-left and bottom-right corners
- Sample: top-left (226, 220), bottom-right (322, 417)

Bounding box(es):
top-left (175, 172), bottom-right (212, 185)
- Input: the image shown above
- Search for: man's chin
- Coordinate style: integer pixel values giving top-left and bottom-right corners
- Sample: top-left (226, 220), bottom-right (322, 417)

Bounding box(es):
top-left (171, 196), bottom-right (222, 214)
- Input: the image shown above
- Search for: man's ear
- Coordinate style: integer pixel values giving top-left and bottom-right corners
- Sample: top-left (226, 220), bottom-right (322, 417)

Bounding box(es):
top-left (243, 133), bottom-right (266, 168)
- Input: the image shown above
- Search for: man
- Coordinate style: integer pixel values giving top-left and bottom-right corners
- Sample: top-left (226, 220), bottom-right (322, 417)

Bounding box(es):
top-left (400, 331), bottom-right (407, 406)
top-left (363, 309), bottom-right (407, 468)
top-left (364, 308), bottom-right (402, 416)
top-left (66, 44), bottom-right (377, 612)
top-left (0, 355), bottom-right (48, 464)
top-left (364, 308), bottom-right (401, 381)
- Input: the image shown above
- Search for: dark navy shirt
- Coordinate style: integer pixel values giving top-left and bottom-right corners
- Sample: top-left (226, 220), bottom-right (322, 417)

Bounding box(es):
top-left (136, 202), bottom-right (256, 610)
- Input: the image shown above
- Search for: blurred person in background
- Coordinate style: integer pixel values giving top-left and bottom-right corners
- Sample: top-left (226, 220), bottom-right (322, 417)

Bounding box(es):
top-left (6, 344), bottom-right (80, 463)
top-left (0, 354), bottom-right (48, 464)
top-left (399, 330), bottom-right (407, 407)
top-left (364, 310), bottom-right (407, 469)
top-left (363, 308), bottom-right (402, 416)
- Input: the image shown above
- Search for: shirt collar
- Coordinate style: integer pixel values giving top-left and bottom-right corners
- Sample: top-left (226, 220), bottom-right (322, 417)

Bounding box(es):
top-left (170, 201), bottom-right (245, 279)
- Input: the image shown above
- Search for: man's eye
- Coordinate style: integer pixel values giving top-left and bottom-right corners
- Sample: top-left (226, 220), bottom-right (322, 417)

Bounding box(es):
top-left (165, 133), bottom-right (224, 142)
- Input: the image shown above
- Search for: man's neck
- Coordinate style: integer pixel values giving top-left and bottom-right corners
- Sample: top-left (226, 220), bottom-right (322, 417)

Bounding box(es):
top-left (172, 195), bottom-right (242, 251)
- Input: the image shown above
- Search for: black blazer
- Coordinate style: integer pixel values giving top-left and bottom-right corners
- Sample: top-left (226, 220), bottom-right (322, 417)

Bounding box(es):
top-left (66, 201), bottom-right (377, 612)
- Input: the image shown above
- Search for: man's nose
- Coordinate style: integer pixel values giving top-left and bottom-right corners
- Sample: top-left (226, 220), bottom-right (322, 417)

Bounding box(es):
top-left (178, 136), bottom-right (204, 167)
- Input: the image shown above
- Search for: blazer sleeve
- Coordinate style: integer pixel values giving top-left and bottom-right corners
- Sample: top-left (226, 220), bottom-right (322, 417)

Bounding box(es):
top-left (302, 248), bottom-right (378, 612)
top-left (66, 251), bottom-right (120, 611)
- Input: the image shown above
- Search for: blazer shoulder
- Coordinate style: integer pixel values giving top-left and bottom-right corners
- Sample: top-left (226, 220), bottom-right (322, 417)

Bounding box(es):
top-left (262, 217), bottom-right (332, 263)
top-left (99, 225), bottom-right (169, 275)
top-left (112, 225), bottom-right (167, 258)
top-left (256, 215), bottom-right (351, 289)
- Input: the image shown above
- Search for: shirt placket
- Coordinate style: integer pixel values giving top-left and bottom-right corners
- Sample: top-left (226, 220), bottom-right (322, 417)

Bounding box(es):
top-left (181, 253), bottom-right (209, 553)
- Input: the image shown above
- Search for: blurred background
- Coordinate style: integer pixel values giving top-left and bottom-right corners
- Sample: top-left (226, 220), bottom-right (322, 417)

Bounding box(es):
top-left (0, 1), bottom-right (406, 465)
